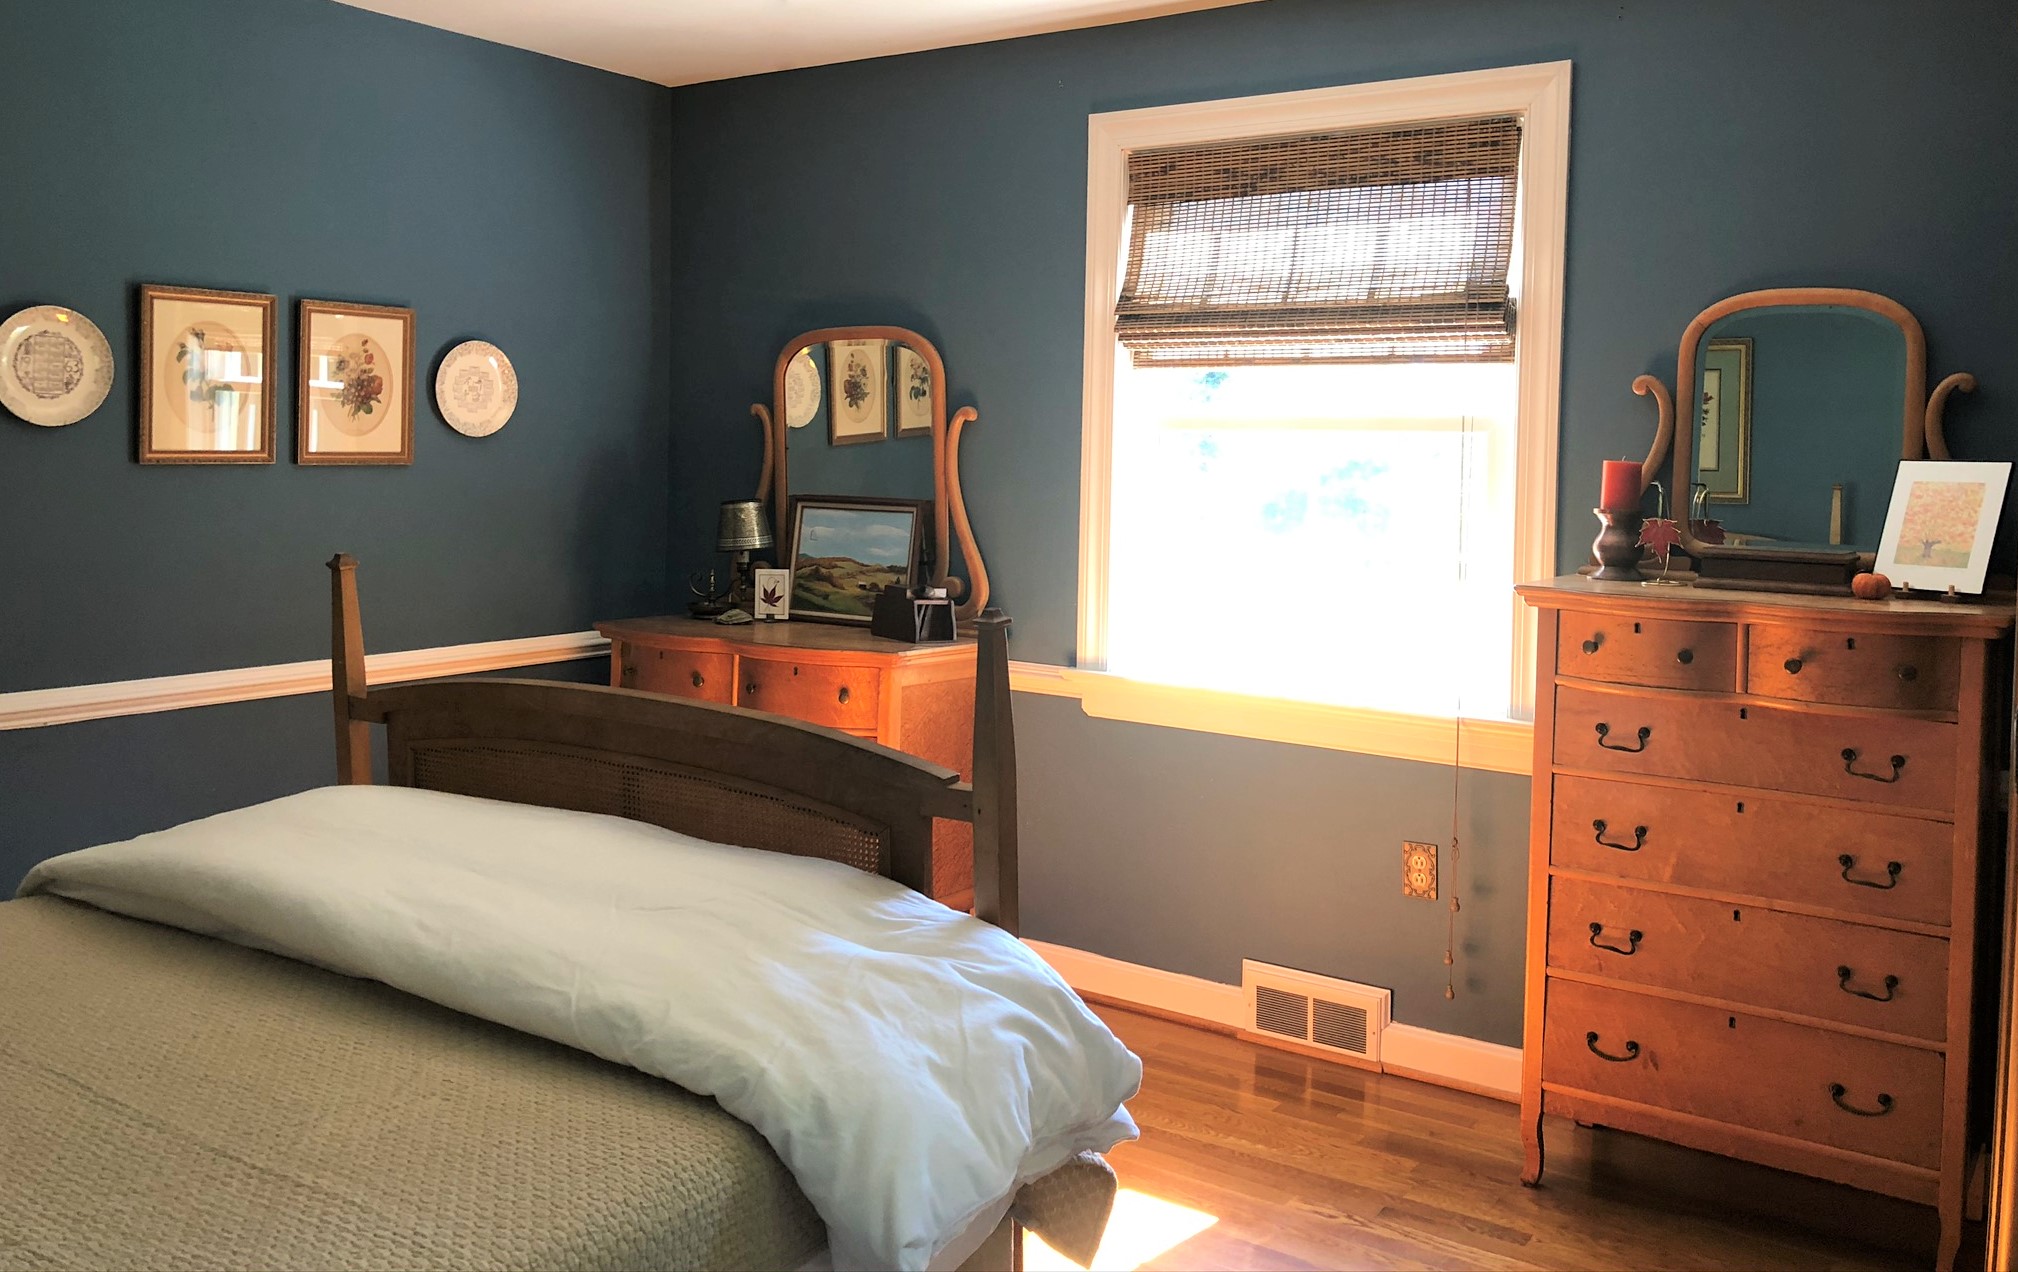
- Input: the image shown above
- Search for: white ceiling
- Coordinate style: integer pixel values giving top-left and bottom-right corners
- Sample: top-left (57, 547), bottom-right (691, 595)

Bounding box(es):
top-left (337, 0), bottom-right (1267, 87)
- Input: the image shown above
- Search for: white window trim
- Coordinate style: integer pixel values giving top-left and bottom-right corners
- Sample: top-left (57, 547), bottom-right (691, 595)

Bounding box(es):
top-left (1066, 60), bottom-right (1572, 774)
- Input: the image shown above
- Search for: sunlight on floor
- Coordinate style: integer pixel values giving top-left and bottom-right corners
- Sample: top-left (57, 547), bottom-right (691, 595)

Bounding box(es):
top-left (1022, 1188), bottom-right (1219, 1271)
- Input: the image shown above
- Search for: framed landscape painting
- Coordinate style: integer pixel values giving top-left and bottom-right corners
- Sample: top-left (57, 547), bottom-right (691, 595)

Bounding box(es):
top-left (1874, 460), bottom-right (2011, 594)
top-left (298, 299), bottom-right (415, 465)
top-left (138, 284), bottom-right (277, 464)
top-left (786, 495), bottom-right (929, 624)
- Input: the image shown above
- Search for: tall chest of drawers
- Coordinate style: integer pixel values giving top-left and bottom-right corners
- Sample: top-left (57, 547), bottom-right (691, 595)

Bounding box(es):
top-left (1517, 576), bottom-right (2011, 1269)
top-left (595, 616), bottom-right (978, 908)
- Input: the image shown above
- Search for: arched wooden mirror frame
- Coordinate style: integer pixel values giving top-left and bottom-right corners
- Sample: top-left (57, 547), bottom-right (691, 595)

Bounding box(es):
top-left (1664, 287), bottom-right (1974, 562)
top-left (752, 326), bottom-right (988, 622)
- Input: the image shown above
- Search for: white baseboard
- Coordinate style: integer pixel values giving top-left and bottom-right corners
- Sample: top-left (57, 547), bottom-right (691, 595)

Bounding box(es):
top-left (1025, 938), bottom-right (1519, 1102)
top-left (0, 631), bottom-right (610, 731)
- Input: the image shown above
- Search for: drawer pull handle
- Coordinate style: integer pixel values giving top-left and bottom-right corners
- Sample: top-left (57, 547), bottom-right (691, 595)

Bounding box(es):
top-left (1838, 854), bottom-right (1902, 889)
top-left (1594, 723), bottom-right (1650, 752)
top-left (1837, 965), bottom-right (1900, 1002)
top-left (838, 686), bottom-right (851, 704)
top-left (1587, 922), bottom-right (1643, 955)
top-left (691, 670), bottom-right (705, 688)
top-left (1676, 648), bottom-right (1694, 665)
top-left (1784, 657), bottom-right (1804, 674)
top-left (1592, 819), bottom-right (1646, 852)
top-left (1829, 1083), bottom-right (1895, 1118)
top-left (745, 681), bottom-right (759, 696)
top-left (1581, 637), bottom-right (1600, 654)
top-left (1585, 1031), bottom-right (1641, 1063)
top-left (1897, 664), bottom-right (1918, 682)
top-left (1841, 748), bottom-right (1905, 783)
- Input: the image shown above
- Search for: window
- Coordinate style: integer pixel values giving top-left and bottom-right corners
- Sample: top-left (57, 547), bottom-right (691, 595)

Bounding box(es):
top-left (1066, 64), bottom-right (1571, 771)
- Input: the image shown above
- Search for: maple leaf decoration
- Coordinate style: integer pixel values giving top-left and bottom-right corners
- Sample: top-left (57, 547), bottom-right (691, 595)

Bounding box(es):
top-left (760, 584), bottom-right (784, 606)
top-left (1638, 517), bottom-right (1685, 562)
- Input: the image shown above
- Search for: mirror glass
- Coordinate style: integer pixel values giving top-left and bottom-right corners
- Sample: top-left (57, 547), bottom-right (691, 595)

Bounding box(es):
top-left (1690, 305), bottom-right (1906, 553)
top-left (783, 338), bottom-right (937, 503)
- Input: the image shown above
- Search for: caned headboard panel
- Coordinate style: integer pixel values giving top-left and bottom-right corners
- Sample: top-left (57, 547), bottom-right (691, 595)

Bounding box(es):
top-left (327, 555), bottom-right (1019, 930)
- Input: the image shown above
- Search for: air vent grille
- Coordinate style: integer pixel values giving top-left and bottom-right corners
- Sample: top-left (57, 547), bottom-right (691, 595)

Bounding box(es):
top-left (1253, 985), bottom-right (1310, 1040)
top-left (1241, 960), bottom-right (1390, 1068)
top-left (1312, 999), bottom-right (1370, 1054)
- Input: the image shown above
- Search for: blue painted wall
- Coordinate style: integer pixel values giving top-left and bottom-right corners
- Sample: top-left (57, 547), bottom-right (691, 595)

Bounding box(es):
top-left (663, 0), bottom-right (2018, 1044)
top-left (1, 1), bottom-right (670, 882)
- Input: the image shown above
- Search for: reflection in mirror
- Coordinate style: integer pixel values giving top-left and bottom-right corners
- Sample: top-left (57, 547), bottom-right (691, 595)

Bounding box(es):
top-left (1691, 306), bottom-right (1906, 553)
top-left (784, 339), bottom-right (936, 503)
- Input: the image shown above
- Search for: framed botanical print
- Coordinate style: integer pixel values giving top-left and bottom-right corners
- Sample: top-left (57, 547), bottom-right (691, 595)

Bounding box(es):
top-left (1696, 337), bottom-right (1751, 503)
top-left (893, 344), bottom-right (934, 438)
top-left (827, 338), bottom-right (888, 446)
top-left (138, 285), bottom-right (277, 464)
top-left (786, 495), bottom-right (930, 624)
top-left (298, 299), bottom-right (415, 465)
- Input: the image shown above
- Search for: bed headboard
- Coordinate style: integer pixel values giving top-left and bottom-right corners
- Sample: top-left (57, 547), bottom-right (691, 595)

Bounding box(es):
top-left (327, 555), bottom-right (1020, 934)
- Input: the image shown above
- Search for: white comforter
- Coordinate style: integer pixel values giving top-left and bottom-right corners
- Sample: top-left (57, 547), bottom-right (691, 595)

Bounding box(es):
top-left (19, 785), bottom-right (1141, 1271)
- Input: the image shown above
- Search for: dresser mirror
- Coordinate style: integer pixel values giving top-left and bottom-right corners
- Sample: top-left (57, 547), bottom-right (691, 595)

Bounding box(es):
top-left (1663, 288), bottom-right (1976, 589)
top-left (757, 326), bottom-right (988, 621)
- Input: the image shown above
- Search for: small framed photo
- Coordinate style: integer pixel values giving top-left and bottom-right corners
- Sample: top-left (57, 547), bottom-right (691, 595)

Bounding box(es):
top-left (752, 567), bottom-right (792, 621)
top-left (298, 299), bottom-right (415, 465)
top-left (787, 495), bottom-right (930, 625)
top-left (138, 284), bottom-right (277, 464)
top-left (893, 343), bottom-right (934, 438)
top-left (1874, 460), bottom-right (2011, 594)
top-left (827, 339), bottom-right (888, 446)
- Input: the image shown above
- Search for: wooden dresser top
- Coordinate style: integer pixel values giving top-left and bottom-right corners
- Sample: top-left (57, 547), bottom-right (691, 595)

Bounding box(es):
top-left (596, 615), bottom-right (976, 663)
top-left (1517, 575), bottom-right (2015, 638)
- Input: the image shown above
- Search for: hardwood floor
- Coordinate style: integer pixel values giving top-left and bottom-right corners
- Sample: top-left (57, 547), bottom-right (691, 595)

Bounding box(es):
top-left (1059, 1005), bottom-right (1929, 1271)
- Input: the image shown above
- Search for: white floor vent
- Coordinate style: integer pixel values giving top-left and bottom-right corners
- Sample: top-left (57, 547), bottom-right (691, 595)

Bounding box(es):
top-left (1240, 960), bottom-right (1391, 1068)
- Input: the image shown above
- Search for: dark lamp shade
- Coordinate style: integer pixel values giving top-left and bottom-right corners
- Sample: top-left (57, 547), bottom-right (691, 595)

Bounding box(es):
top-left (715, 499), bottom-right (775, 552)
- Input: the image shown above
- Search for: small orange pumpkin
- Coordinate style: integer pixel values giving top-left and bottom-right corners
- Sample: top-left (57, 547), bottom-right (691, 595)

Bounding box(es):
top-left (1852, 572), bottom-right (1893, 600)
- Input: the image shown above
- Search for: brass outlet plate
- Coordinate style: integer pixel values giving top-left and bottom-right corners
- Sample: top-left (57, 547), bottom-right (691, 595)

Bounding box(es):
top-left (1402, 841), bottom-right (1438, 900)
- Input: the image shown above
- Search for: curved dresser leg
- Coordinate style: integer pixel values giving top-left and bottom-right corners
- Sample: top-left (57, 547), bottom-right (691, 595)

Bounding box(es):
top-left (1521, 1100), bottom-right (1545, 1187)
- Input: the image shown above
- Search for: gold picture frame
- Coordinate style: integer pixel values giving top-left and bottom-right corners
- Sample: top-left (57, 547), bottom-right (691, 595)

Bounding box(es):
top-left (297, 299), bottom-right (415, 466)
top-left (138, 284), bottom-right (277, 464)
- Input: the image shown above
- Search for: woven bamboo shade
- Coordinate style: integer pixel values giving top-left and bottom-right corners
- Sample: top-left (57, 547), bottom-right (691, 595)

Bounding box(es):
top-left (1115, 115), bottom-right (1522, 365)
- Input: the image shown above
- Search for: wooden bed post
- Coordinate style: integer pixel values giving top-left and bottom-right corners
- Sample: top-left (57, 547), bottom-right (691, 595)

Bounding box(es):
top-left (328, 554), bottom-right (372, 785)
top-left (970, 609), bottom-right (1019, 936)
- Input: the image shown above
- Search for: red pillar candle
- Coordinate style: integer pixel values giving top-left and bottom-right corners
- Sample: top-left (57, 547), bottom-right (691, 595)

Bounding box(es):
top-left (1600, 459), bottom-right (1641, 510)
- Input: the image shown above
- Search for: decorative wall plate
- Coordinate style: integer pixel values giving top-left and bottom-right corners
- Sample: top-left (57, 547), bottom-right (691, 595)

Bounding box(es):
top-left (0, 305), bottom-right (114, 427)
top-left (434, 339), bottom-right (518, 437)
top-left (784, 347), bottom-right (820, 428)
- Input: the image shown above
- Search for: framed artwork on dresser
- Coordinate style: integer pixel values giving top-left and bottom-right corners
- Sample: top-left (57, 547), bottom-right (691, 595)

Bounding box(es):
top-left (786, 495), bottom-right (928, 624)
top-left (297, 299), bottom-right (415, 465)
top-left (137, 285), bottom-right (277, 464)
top-left (1874, 460), bottom-right (2011, 595)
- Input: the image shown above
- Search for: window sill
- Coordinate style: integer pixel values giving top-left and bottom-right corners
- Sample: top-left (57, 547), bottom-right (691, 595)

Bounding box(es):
top-left (1007, 662), bottom-right (1532, 775)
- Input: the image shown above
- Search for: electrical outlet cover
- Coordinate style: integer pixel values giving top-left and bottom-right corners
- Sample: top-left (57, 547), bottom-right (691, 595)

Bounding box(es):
top-left (1402, 841), bottom-right (1438, 900)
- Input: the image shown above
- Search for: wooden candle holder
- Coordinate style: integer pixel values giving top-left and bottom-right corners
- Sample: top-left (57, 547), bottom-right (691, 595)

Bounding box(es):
top-left (1591, 507), bottom-right (1645, 582)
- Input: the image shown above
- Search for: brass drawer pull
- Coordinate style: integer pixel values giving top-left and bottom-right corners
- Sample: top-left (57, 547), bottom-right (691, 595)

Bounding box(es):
top-left (1838, 854), bottom-right (1902, 889)
top-left (1675, 648), bottom-right (1694, 665)
top-left (1588, 922), bottom-right (1643, 955)
top-left (1897, 664), bottom-right (1918, 682)
top-left (1829, 1083), bottom-right (1895, 1118)
top-left (744, 681), bottom-right (759, 697)
top-left (1581, 637), bottom-right (1600, 654)
top-left (1585, 1031), bottom-right (1640, 1063)
top-left (1837, 966), bottom-right (1899, 1002)
top-left (691, 670), bottom-right (705, 688)
top-left (1595, 723), bottom-right (1650, 752)
top-left (838, 686), bottom-right (851, 704)
top-left (1784, 657), bottom-right (1804, 674)
top-left (1842, 748), bottom-right (1905, 783)
top-left (1592, 819), bottom-right (1646, 852)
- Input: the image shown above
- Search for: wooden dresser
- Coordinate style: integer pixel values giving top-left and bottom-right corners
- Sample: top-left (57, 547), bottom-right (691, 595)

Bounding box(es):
top-left (1517, 576), bottom-right (2011, 1268)
top-left (594, 617), bottom-right (978, 908)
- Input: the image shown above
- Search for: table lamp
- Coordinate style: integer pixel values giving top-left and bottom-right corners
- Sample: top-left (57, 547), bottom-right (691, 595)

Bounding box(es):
top-left (715, 499), bottom-right (775, 605)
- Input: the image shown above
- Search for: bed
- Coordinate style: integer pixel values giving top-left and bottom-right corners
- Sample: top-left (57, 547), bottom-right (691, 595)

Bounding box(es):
top-left (0, 556), bottom-right (1135, 1272)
